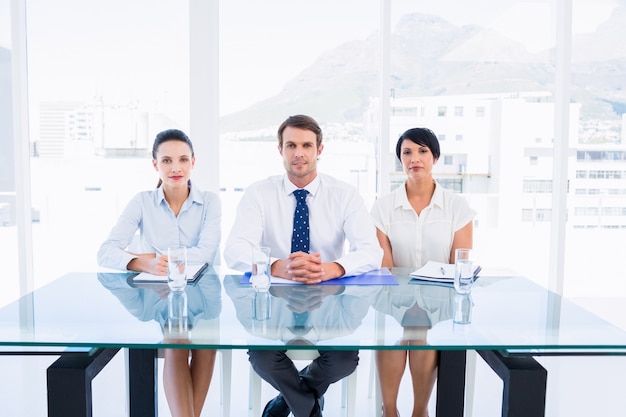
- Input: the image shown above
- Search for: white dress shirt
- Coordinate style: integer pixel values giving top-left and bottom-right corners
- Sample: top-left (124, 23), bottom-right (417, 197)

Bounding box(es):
top-left (97, 182), bottom-right (221, 271)
top-left (370, 181), bottom-right (476, 268)
top-left (224, 173), bottom-right (382, 276)
top-left (224, 278), bottom-right (380, 343)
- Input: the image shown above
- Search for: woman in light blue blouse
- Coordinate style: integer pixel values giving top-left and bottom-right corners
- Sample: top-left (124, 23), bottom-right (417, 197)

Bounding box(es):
top-left (98, 129), bottom-right (221, 417)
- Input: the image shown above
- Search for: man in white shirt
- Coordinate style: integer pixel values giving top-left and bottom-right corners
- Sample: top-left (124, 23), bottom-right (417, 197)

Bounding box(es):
top-left (224, 114), bottom-right (382, 417)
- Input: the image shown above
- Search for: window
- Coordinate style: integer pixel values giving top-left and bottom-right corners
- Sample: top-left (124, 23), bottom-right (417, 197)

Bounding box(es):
top-left (392, 106), bottom-right (417, 116)
top-left (0, 0), bottom-right (19, 304)
top-left (24, 0), bottom-right (191, 284)
top-left (7, 0), bottom-right (624, 303)
top-left (220, 0), bottom-right (379, 233)
top-left (575, 207), bottom-right (599, 216)
top-left (443, 155), bottom-right (453, 165)
top-left (438, 178), bottom-right (463, 193)
top-left (536, 209), bottom-right (552, 222)
top-left (523, 180), bottom-right (552, 193)
top-left (390, 0), bottom-right (560, 289)
top-left (602, 207), bottom-right (626, 216)
top-left (578, 150), bottom-right (626, 161)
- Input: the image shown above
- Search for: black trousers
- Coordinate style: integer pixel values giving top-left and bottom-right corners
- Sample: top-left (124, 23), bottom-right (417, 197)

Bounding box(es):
top-left (248, 349), bottom-right (359, 417)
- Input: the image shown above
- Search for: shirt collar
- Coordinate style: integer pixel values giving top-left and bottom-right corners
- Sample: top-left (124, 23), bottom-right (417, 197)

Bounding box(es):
top-left (156, 186), bottom-right (167, 205)
top-left (187, 181), bottom-right (203, 205)
top-left (430, 181), bottom-right (444, 209)
top-left (282, 173), bottom-right (320, 197)
top-left (394, 180), bottom-right (444, 210)
top-left (156, 181), bottom-right (200, 206)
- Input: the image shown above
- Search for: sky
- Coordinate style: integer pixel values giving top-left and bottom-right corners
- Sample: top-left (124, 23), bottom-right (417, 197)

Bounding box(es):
top-left (0, 0), bottom-right (621, 118)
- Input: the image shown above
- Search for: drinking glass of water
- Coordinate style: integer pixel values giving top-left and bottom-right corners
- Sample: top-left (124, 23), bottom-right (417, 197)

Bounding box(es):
top-left (251, 246), bottom-right (271, 292)
top-left (167, 246), bottom-right (187, 291)
top-left (454, 248), bottom-right (473, 294)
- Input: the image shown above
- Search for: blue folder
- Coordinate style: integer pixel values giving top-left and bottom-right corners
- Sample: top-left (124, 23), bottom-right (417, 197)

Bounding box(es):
top-left (241, 267), bottom-right (398, 286)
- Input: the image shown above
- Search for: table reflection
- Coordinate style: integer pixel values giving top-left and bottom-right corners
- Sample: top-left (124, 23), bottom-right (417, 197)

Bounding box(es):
top-left (224, 279), bottom-right (380, 345)
top-left (97, 268), bottom-right (222, 341)
top-left (373, 283), bottom-right (456, 344)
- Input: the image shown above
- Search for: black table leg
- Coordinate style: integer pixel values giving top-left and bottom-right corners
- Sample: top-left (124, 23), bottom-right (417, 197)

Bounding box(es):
top-left (47, 348), bottom-right (120, 417)
top-left (436, 350), bottom-right (467, 417)
top-left (128, 348), bottom-right (158, 417)
top-left (477, 350), bottom-right (547, 417)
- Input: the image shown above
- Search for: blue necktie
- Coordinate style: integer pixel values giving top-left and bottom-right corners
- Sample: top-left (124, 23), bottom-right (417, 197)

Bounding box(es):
top-left (291, 311), bottom-right (310, 335)
top-left (291, 189), bottom-right (310, 253)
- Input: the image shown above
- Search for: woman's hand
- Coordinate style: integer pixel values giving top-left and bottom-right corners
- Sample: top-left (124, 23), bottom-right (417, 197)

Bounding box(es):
top-left (127, 253), bottom-right (169, 275)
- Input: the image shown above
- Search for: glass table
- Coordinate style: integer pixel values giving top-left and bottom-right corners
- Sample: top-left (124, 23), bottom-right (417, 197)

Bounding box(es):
top-left (1, 267), bottom-right (625, 417)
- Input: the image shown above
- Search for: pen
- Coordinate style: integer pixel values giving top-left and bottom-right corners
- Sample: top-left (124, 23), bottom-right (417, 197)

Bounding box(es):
top-left (440, 267), bottom-right (446, 276)
top-left (152, 244), bottom-right (164, 255)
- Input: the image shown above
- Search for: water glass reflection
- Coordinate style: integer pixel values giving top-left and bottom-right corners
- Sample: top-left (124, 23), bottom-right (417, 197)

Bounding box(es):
top-left (167, 290), bottom-right (189, 336)
top-left (253, 291), bottom-right (271, 321)
top-left (453, 292), bottom-right (473, 325)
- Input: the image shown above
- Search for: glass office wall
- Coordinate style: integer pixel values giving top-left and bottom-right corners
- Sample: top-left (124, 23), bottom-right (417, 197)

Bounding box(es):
top-left (0, 0), bottom-right (20, 306)
top-left (218, 0), bottom-right (380, 237)
top-left (564, 0), bottom-right (626, 298)
top-left (24, 0), bottom-right (190, 284)
top-left (9, 0), bottom-right (623, 299)
top-left (385, 0), bottom-right (559, 287)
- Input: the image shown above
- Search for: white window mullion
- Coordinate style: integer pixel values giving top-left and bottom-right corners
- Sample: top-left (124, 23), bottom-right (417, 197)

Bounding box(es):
top-left (549, 0), bottom-right (573, 296)
top-left (189, 0), bottom-right (220, 194)
top-left (378, 0), bottom-right (392, 197)
top-left (11, 0), bottom-right (34, 297)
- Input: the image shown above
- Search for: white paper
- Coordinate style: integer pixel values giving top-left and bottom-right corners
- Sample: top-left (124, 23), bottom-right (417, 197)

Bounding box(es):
top-left (410, 261), bottom-right (455, 281)
top-left (133, 263), bottom-right (208, 282)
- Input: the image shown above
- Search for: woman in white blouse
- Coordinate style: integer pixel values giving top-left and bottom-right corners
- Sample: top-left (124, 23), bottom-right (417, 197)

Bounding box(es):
top-left (98, 129), bottom-right (221, 417)
top-left (371, 128), bottom-right (476, 417)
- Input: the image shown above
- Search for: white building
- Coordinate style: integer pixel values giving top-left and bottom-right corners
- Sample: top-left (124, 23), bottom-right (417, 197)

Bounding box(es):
top-left (572, 143), bottom-right (626, 229)
top-left (375, 92), bottom-right (626, 229)
top-left (36, 101), bottom-right (94, 158)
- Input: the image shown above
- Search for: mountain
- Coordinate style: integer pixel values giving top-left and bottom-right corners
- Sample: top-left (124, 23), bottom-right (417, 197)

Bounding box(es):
top-left (569, 7), bottom-right (626, 117)
top-left (219, 12), bottom-right (626, 132)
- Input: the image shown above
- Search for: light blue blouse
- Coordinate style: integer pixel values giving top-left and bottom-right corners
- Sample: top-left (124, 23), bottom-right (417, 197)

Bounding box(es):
top-left (97, 183), bottom-right (221, 271)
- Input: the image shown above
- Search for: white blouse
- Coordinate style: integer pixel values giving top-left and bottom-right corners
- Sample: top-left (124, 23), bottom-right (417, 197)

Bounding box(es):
top-left (370, 181), bottom-right (476, 268)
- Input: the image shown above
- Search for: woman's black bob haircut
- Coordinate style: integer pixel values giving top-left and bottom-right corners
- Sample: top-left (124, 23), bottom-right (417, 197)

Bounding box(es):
top-left (395, 127), bottom-right (441, 161)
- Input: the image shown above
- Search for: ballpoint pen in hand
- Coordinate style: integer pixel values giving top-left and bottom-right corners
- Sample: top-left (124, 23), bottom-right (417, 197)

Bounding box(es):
top-left (152, 244), bottom-right (164, 255)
